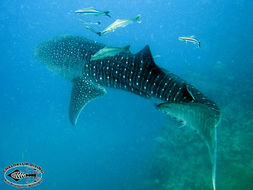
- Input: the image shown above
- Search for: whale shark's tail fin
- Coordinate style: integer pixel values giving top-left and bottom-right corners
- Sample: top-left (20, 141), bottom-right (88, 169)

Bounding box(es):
top-left (157, 102), bottom-right (220, 190)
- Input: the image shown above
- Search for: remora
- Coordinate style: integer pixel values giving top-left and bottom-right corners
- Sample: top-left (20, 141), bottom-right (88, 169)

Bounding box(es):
top-left (34, 35), bottom-right (221, 190)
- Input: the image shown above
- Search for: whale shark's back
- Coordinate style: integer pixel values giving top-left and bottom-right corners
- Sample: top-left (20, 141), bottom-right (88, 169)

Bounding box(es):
top-left (34, 35), bottom-right (221, 190)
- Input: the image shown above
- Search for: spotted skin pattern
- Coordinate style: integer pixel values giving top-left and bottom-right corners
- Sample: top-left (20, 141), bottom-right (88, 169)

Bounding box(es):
top-left (35, 35), bottom-right (220, 190)
top-left (34, 35), bottom-right (219, 123)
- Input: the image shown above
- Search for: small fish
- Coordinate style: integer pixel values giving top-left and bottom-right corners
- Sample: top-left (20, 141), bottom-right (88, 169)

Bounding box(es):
top-left (91, 45), bottom-right (130, 61)
top-left (75, 7), bottom-right (111, 17)
top-left (85, 26), bottom-right (100, 35)
top-left (79, 19), bottom-right (101, 25)
top-left (96, 14), bottom-right (141, 36)
top-left (178, 35), bottom-right (200, 48)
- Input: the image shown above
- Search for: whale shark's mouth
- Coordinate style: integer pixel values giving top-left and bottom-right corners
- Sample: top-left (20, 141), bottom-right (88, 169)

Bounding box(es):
top-left (157, 102), bottom-right (221, 190)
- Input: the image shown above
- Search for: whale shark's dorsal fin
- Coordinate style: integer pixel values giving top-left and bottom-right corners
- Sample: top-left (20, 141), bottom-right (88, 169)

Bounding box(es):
top-left (156, 102), bottom-right (220, 190)
top-left (69, 77), bottom-right (106, 125)
top-left (135, 45), bottom-right (156, 67)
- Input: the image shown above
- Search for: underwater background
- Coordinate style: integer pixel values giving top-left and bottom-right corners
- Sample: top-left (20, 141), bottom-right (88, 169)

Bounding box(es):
top-left (0, 0), bottom-right (252, 189)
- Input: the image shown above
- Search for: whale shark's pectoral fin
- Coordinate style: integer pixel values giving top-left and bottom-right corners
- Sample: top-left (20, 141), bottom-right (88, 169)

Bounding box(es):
top-left (69, 77), bottom-right (106, 125)
top-left (156, 102), bottom-right (221, 190)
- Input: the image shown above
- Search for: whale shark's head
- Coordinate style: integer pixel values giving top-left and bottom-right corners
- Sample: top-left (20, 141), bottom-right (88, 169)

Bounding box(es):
top-left (34, 35), bottom-right (86, 80)
top-left (34, 35), bottom-right (103, 81)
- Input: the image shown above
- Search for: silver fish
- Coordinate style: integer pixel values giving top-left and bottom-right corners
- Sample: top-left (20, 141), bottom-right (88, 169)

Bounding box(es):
top-left (96, 14), bottom-right (141, 36)
top-left (75, 7), bottom-right (111, 17)
top-left (85, 26), bottom-right (100, 35)
top-left (91, 45), bottom-right (130, 61)
top-left (79, 19), bottom-right (101, 25)
top-left (178, 35), bottom-right (200, 48)
top-left (34, 35), bottom-right (221, 190)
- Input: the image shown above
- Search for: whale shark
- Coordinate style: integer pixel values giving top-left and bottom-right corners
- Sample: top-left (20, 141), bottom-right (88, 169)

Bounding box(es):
top-left (34, 35), bottom-right (221, 190)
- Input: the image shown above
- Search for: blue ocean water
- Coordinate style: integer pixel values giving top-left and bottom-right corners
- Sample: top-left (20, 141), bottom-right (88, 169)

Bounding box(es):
top-left (1, 0), bottom-right (252, 190)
